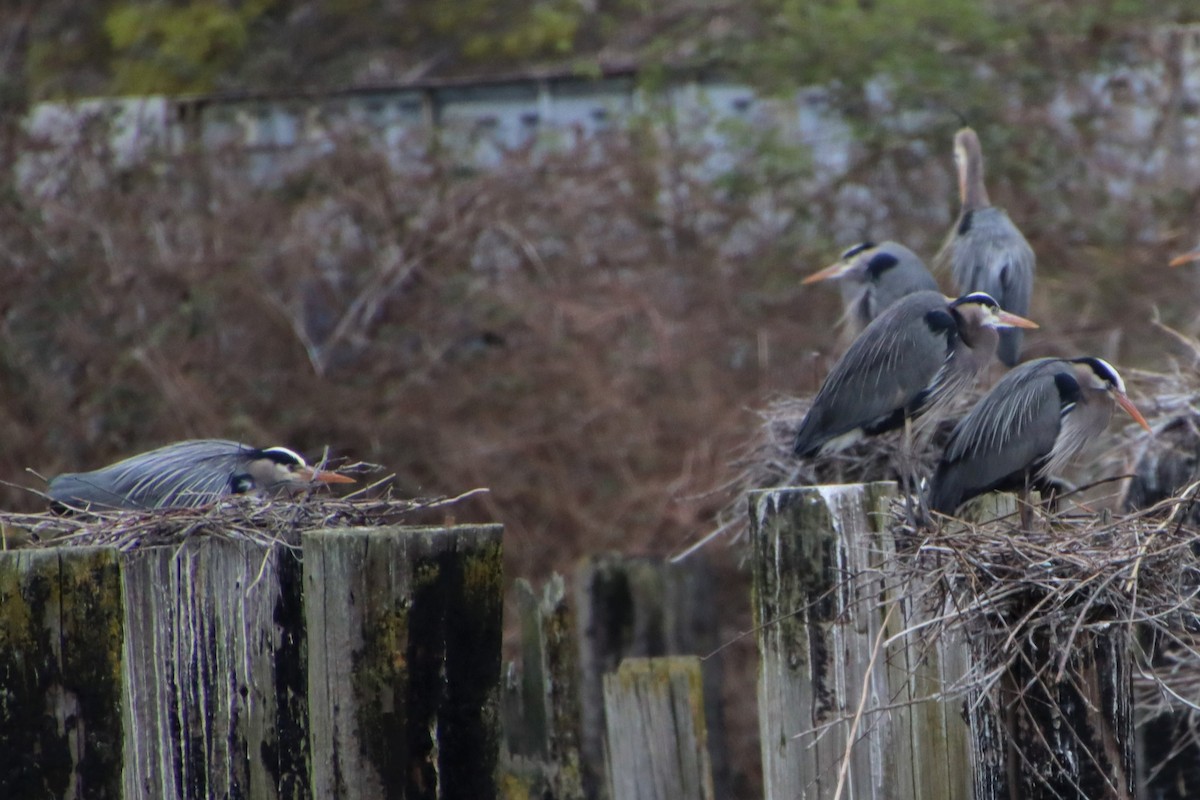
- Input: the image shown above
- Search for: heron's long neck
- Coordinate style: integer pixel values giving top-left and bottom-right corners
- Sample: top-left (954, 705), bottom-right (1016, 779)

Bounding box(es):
top-left (957, 321), bottom-right (998, 372)
top-left (959, 146), bottom-right (990, 211)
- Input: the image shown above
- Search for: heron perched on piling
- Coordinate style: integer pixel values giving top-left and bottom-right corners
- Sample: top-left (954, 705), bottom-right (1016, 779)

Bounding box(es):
top-left (926, 357), bottom-right (1150, 515)
top-left (48, 439), bottom-right (355, 510)
top-left (935, 127), bottom-right (1035, 366)
top-left (793, 290), bottom-right (1038, 458)
top-left (803, 240), bottom-right (939, 337)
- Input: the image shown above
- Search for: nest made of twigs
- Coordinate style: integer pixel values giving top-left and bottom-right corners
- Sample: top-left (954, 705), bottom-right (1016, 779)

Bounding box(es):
top-left (879, 491), bottom-right (1200, 760)
top-left (0, 479), bottom-right (489, 553)
top-left (684, 342), bottom-right (1200, 562)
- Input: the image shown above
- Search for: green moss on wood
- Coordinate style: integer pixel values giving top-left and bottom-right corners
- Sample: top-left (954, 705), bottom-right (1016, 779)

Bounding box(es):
top-left (0, 548), bottom-right (122, 798)
top-left (345, 525), bottom-right (503, 798)
top-left (351, 598), bottom-right (412, 791)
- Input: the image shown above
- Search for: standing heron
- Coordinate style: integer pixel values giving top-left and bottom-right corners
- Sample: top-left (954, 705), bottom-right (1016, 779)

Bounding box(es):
top-left (935, 127), bottom-right (1035, 366)
top-left (793, 290), bottom-right (1038, 458)
top-left (803, 240), bottom-right (939, 337)
top-left (926, 357), bottom-right (1150, 515)
top-left (48, 439), bottom-right (355, 510)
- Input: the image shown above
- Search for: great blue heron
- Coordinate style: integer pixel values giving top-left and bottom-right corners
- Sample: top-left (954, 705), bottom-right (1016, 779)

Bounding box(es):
top-left (935, 127), bottom-right (1035, 367)
top-left (793, 290), bottom-right (1038, 458)
top-left (803, 240), bottom-right (939, 337)
top-left (926, 357), bottom-right (1150, 515)
top-left (48, 439), bottom-right (355, 510)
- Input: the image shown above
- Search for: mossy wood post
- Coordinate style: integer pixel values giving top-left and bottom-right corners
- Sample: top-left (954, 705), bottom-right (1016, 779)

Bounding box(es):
top-left (304, 524), bottom-right (504, 800)
top-left (0, 547), bottom-right (124, 800)
top-left (121, 537), bottom-right (308, 800)
top-left (0, 539), bottom-right (306, 800)
top-left (602, 656), bottom-right (714, 800)
top-left (574, 554), bottom-right (729, 800)
top-left (500, 575), bottom-right (585, 800)
top-left (750, 482), bottom-right (972, 800)
top-left (573, 554), bottom-right (729, 800)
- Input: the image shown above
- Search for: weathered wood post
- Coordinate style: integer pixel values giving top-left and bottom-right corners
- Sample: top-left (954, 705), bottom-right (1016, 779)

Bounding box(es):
top-left (304, 523), bottom-right (504, 800)
top-left (121, 537), bottom-right (309, 800)
top-left (0, 547), bottom-right (124, 800)
top-left (574, 554), bottom-right (729, 800)
top-left (602, 656), bottom-right (714, 800)
top-left (500, 575), bottom-right (585, 800)
top-left (0, 522), bottom-right (505, 800)
top-left (750, 482), bottom-right (973, 800)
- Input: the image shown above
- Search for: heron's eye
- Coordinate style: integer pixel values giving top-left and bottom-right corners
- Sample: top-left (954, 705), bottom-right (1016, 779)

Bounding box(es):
top-left (230, 474), bottom-right (256, 494)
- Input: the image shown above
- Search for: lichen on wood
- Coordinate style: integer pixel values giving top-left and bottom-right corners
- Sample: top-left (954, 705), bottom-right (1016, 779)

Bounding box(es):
top-left (304, 524), bottom-right (504, 800)
top-left (751, 481), bottom-right (973, 800)
top-left (0, 547), bottom-right (124, 799)
top-left (602, 656), bottom-right (713, 800)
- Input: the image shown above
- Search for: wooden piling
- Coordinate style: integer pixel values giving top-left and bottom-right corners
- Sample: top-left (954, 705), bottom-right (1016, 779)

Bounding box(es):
top-left (951, 494), bottom-right (1136, 800)
top-left (499, 575), bottom-right (585, 800)
top-left (0, 547), bottom-right (124, 800)
top-left (750, 482), bottom-right (972, 800)
top-left (0, 522), bottom-right (505, 800)
top-left (304, 523), bottom-right (504, 800)
top-left (574, 554), bottom-right (729, 799)
top-left (602, 656), bottom-right (713, 800)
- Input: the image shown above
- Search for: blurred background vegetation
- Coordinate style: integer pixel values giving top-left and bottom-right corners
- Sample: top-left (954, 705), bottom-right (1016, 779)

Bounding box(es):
top-left (3, 3), bottom-right (1200, 796)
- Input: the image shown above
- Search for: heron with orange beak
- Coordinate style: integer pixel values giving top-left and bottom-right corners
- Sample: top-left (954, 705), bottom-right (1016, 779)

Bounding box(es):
top-left (794, 290), bottom-right (1038, 457)
top-left (803, 240), bottom-right (939, 337)
top-left (48, 439), bottom-right (355, 510)
top-left (927, 357), bottom-right (1151, 515)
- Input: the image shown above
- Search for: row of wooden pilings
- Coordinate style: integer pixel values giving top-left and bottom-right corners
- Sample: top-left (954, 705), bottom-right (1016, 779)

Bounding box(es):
top-left (0, 485), bottom-right (1191, 798)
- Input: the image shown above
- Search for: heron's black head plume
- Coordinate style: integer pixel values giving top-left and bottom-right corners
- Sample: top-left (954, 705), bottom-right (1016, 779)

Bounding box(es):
top-left (840, 241), bottom-right (875, 260)
top-left (950, 292), bottom-right (1000, 312)
top-left (1072, 357), bottom-right (1125, 392)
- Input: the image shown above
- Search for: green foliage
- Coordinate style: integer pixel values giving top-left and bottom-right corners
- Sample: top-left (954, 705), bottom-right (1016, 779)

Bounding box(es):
top-left (414, 0), bottom-right (589, 62)
top-left (726, 0), bottom-right (1008, 107)
top-left (714, 0), bottom-right (1199, 118)
top-left (103, 0), bottom-right (275, 94)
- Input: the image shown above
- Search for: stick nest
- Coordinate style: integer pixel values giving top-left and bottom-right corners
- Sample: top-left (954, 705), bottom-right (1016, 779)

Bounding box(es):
top-left (0, 478), bottom-right (489, 552)
top-left (881, 491), bottom-right (1200, 788)
top-left (688, 354), bottom-right (1200, 560)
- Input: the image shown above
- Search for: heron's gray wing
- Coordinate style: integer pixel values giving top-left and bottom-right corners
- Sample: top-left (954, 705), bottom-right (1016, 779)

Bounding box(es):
top-left (947, 210), bottom-right (1032, 306)
top-left (51, 439), bottom-right (252, 510)
top-left (794, 293), bottom-right (948, 454)
top-left (48, 472), bottom-right (143, 509)
top-left (930, 359), bottom-right (1065, 510)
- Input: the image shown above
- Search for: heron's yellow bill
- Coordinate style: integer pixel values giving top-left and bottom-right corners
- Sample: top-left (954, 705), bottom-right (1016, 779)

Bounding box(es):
top-left (801, 260), bottom-right (853, 284)
top-left (996, 310), bottom-right (1039, 329)
top-left (1115, 393), bottom-right (1151, 432)
top-left (300, 467), bottom-right (356, 484)
top-left (1169, 250), bottom-right (1200, 268)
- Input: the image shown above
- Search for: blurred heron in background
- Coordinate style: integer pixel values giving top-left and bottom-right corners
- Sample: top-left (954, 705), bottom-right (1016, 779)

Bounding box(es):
top-left (935, 127), bottom-right (1035, 366)
top-left (803, 240), bottom-right (939, 338)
